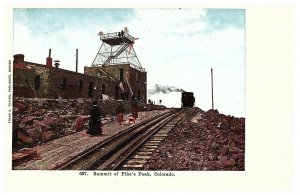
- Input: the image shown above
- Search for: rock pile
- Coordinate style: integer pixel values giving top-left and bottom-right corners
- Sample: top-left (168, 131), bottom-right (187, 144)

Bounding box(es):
top-left (12, 97), bottom-right (134, 152)
top-left (144, 108), bottom-right (245, 170)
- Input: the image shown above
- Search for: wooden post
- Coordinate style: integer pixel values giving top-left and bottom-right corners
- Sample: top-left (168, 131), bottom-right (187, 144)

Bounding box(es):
top-left (76, 49), bottom-right (78, 73)
top-left (211, 68), bottom-right (214, 110)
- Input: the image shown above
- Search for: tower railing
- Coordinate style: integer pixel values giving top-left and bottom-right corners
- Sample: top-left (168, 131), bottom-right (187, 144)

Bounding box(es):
top-left (100, 32), bottom-right (135, 43)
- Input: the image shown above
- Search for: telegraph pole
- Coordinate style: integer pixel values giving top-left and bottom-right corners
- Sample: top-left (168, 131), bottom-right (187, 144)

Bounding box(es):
top-left (76, 49), bottom-right (78, 73)
top-left (211, 68), bottom-right (214, 110)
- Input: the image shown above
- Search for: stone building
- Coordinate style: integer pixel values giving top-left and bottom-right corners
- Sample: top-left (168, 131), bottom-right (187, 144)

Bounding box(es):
top-left (13, 30), bottom-right (147, 103)
top-left (84, 64), bottom-right (147, 102)
top-left (13, 53), bottom-right (127, 100)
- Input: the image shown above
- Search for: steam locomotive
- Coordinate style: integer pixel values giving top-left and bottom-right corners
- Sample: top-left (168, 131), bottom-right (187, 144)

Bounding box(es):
top-left (181, 91), bottom-right (195, 108)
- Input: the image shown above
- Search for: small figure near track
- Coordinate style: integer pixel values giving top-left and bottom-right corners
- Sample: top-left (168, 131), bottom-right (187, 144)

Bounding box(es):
top-left (116, 100), bottom-right (125, 125)
top-left (87, 101), bottom-right (102, 136)
top-left (132, 98), bottom-right (139, 119)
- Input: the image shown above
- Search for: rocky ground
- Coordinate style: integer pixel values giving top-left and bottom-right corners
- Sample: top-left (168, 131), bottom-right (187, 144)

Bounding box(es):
top-left (144, 108), bottom-right (245, 171)
top-left (12, 97), bottom-right (165, 152)
top-left (12, 97), bottom-right (245, 171)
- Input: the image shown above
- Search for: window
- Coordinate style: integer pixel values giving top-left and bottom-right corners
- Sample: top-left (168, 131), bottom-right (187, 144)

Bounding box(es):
top-left (79, 80), bottom-right (83, 91)
top-left (62, 77), bottom-right (67, 89)
top-left (119, 68), bottom-right (124, 81)
top-left (102, 84), bottom-right (106, 94)
top-left (88, 82), bottom-right (94, 97)
top-left (34, 75), bottom-right (41, 90)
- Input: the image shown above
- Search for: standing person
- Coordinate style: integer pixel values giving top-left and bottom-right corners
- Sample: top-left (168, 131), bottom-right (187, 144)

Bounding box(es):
top-left (132, 98), bottom-right (138, 119)
top-left (116, 100), bottom-right (125, 125)
top-left (87, 101), bottom-right (102, 136)
top-left (121, 30), bottom-right (124, 37)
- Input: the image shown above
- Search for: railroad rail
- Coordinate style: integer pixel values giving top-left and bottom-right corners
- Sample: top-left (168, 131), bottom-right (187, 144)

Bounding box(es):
top-left (58, 108), bottom-right (186, 170)
top-left (109, 110), bottom-right (187, 170)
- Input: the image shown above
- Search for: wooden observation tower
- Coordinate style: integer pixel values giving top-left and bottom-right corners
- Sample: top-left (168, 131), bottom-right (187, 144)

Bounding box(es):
top-left (91, 29), bottom-right (144, 72)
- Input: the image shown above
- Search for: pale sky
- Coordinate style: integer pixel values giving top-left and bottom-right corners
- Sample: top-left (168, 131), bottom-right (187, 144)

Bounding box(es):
top-left (13, 8), bottom-right (245, 117)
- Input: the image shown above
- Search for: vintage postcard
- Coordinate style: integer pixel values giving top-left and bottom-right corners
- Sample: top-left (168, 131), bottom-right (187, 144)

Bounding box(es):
top-left (3, 2), bottom-right (296, 193)
top-left (11, 8), bottom-right (245, 173)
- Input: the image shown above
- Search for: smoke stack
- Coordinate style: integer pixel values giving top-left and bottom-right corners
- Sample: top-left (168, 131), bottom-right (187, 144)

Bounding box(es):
top-left (13, 54), bottom-right (26, 69)
top-left (76, 49), bottom-right (78, 73)
top-left (46, 49), bottom-right (52, 68)
top-left (54, 60), bottom-right (60, 68)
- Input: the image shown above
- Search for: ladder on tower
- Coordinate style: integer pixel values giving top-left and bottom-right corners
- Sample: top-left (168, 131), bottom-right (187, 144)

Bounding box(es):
top-left (102, 42), bottom-right (131, 66)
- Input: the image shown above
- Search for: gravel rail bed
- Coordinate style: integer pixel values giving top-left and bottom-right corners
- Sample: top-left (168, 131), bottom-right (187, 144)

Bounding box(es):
top-left (144, 108), bottom-right (245, 171)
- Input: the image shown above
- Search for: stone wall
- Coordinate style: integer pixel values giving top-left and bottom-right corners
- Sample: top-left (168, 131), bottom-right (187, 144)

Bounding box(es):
top-left (14, 61), bottom-right (120, 99)
top-left (48, 68), bottom-right (118, 99)
top-left (29, 64), bottom-right (50, 98)
top-left (128, 66), bottom-right (147, 103)
top-left (13, 68), bottom-right (35, 98)
top-left (13, 85), bottom-right (35, 98)
top-left (85, 64), bottom-right (147, 103)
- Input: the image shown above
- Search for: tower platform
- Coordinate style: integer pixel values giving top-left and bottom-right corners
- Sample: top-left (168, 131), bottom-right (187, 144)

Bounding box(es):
top-left (100, 32), bottom-right (135, 46)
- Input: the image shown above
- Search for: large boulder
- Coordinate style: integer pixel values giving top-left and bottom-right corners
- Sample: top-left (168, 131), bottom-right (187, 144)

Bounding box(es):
top-left (35, 109), bottom-right (47, 116)
top-left (220, 121), bottom-right (231, 130)
top-left (26, 127), bottom-right (41, 140)
top-left (20, 116), bottom-right (37, 125)
top-left (41, 131), bottom-right (54, 142)
top-left (72, 116), bottom-right (89, 131)
top-left (206, 109), bottom-right (219, 117)
top-left (18, 131), bottom-right (33, 144)
top-left (33, 120), bottom-right (47, 129)
top-left (14, 102), bottom-right (27, 111)
top-left (42, 116), bottom-right (57, 126)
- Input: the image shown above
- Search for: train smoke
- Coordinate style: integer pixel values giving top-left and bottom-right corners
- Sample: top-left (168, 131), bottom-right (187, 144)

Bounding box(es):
top-left (148, 84), bottom-right (185, 96)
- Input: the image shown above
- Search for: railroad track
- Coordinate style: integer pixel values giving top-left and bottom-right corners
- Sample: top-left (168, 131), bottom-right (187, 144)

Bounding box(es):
top-left (120, 110), bottom-right (187, 170)
top-left (58, 108), bottom-right (186, 170)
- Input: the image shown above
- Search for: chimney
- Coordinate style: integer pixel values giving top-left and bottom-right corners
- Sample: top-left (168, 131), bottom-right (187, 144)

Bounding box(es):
top-left (46, 49), bottom-right (52, 68)
top-left (13, 54), bottom-right (26, 69)
top-left (76, 49), bottom-right (78, 73)
top-left (54, 60), bottom-right (60, 68)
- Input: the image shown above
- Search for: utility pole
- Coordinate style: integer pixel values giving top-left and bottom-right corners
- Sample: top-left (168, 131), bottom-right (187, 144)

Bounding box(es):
top-left (211, 68), bottom-right (214, 110)
top-left (76, 49), bottom-right (78, 73)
